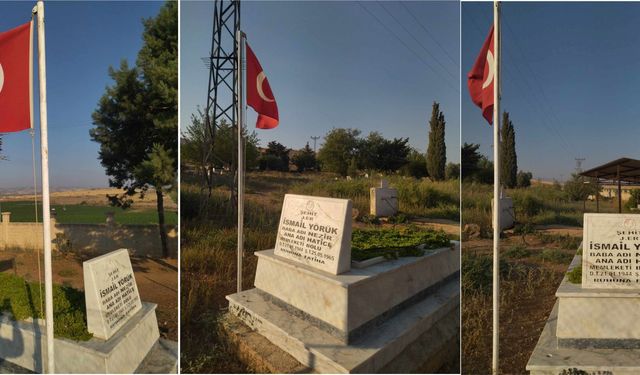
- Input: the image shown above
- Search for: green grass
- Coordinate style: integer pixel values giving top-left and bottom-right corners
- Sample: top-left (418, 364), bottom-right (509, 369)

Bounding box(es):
top-left (0, 273), bottom-right (92, 341)
top-left (351, 226), bottom-right (451, 261)
top-left (0, 201), bottom-right (177, 225)
top-left (567, 266), bottom-right (582, 284)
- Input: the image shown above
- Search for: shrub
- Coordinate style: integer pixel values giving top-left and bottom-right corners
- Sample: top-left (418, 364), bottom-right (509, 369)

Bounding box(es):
top-left (503, 245), bottom-right (531, 259)
top-left (567, 266), bottom-right (582, 284)
top-left (539, 248), bottom-right (572, 264)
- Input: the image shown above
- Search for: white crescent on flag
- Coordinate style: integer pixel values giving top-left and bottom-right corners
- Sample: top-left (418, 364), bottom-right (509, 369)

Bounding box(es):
top-left (256, 72), bottom-right (274, 102)
top-left (482, 50), bottom-right (494, 89)
top-left (0, 63), bottom-right (4, 93)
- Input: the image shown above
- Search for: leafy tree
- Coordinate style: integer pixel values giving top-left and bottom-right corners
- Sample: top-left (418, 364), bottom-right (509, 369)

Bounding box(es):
top-left (359, 132), bottom-right (410, 173)
top-left (264, 141), bottom-right (289, 171)
top-left (461, 143), bottom-right (482, 181)
top-left (182, 112), bottom-right (259, 184)
top-left (564, 173), bottom-right (599, 201)
top-left (401, 149), bottom-right (428, 178)
top-left (426, 102), bottom-right (446, 181)
top-left (445, 163), bottom-right (460, 180)
top-left (291, 143), bottom-right (316, 172)
top-left (90, 2), bottom-right (177, 258)
top-left (317, 128), bottom-right (360, 176)
top-left (499, 112), bottom-right (518, 188)
top-left (516, 170), bottom-right (533, 188)
top-left (259, 154), bottom-right (285, 171)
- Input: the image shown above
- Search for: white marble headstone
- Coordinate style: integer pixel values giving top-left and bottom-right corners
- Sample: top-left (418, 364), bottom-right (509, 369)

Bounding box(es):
top-left (83, 249), bottom-right (142, 340)
top-left (582, 214), bottom-right (640, 289)
top-left (274, 194), bottom-right (352, 274)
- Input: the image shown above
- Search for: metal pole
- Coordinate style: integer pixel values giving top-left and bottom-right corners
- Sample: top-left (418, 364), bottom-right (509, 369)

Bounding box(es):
top-left (492, 1), bottom-right (501, 374)
top-left (35, 1), bottom-right (54, 372)
top-left (617, 165), bottom-right (621, 213)
top-left (236, 30), bottom-right (245, 294)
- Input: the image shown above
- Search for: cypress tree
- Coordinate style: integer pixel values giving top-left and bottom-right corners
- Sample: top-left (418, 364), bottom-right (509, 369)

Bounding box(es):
top-left (426, 102), bottom-right (446, 180)
top-left (499, 111), bottom-right (518, 188)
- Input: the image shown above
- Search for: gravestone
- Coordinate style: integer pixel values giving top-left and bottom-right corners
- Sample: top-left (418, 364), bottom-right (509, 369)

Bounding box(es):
top-left (83, 248), bottom-right (142, 340)
top-left (370, 180), bottom-right (398, 217)
top-left (491, 196), bottom-right (514, 230)
top-left (582, 214), bottom-right (640, 288)
top-left (274, 194), bottom-right (352, 274)
top-left (527, 213), bottom-right (640, 374)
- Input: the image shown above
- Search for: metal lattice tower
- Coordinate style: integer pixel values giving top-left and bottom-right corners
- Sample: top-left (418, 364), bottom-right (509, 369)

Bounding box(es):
top-left (205, 0), bottom-right (240, 176)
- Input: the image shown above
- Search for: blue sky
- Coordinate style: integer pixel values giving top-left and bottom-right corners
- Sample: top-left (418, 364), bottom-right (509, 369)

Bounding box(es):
top-left (181, 1), bottom-right (460, 163)
top-left (0, 1), bottom-right (163, 189)
top-left (463, 2), bottom-right (640, 182)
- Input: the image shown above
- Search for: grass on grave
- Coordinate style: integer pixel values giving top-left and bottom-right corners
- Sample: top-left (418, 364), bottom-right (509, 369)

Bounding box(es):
top-left (0, 272), bottom-right (92, 341)
top-left (351, 226), bottom-right (451, 261)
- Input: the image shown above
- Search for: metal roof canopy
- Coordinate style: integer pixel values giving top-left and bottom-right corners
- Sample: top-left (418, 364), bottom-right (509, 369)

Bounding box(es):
top-left (580, 157), bottom-right (640, 213)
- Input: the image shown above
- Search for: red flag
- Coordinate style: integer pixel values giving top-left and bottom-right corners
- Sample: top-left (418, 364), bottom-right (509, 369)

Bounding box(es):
top-left (246, 42), bottom-right (279, 129)
top-left (467, 25), bottom-right (495, 124)
top-left (0, 21), bottom-right (33, 133)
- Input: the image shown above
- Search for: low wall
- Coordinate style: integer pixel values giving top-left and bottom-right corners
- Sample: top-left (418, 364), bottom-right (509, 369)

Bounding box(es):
top-left (0, 214), bottom-right (177, 258)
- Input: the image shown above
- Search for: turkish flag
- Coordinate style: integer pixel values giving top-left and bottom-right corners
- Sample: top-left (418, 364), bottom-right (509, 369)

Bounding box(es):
top-left (246, 42), bottom-right (278, 129)
top-left (467, 25), bottom-right (495, 124)
top-left (0, 21), bottom-right (33, 133)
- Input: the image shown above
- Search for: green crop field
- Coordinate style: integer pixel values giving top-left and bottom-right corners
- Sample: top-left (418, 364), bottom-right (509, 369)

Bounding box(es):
top-left (0, 201), bottom-right (177, 225)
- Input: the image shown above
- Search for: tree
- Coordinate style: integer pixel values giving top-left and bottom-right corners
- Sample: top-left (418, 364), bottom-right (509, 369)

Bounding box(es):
top-left (499, 112), bottom-right (518, 188)
top-left (264, 141), bottom-right (289, 171)
top-left (564, 173), bottom-right (599, 202)
top-left (445, 163), bottom-right (460, 180)
top-left (426, 102), bottom-right (446, 181)
top-left (291, 143), bottom-right (316, 172)
top-left (317, 128), bottom-right (360, 176)
top-left (359, 132), bottom-right (410, 173)
top-left (182, 112), bottom-right (259, 183)
top-left (516, 171), bottom-right (533, 188)
top-left (90, 2), bottom-right (177, 258)
top-left (461, 143), bottom-right (482, 181)
top-left (401, 149), bottom-right (428, 178)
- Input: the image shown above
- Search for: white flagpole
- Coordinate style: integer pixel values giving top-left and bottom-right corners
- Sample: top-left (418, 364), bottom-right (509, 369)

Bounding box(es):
top-left (236, 30), bottom-right (245, 294)
top-left (492, 1), bottom-right (501, 374)
top-left (35, 1), bottom-right (54, 373)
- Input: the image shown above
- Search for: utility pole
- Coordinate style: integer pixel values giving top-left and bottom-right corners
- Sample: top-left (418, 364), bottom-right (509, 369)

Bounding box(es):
top-left (310, 136), bottom-right (320, 153)
top-left (204, 0), bottom-right (240, 199)
top-left (575, 158), bottom-right (585, 173)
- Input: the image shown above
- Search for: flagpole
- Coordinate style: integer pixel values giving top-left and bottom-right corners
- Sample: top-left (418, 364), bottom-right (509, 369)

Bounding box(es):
top-left (35, 1), bottom-right (54, 373)
top-left (236, 30), bottom-right (245, 294)
top-left (492, 1), bottom-right (501, 374)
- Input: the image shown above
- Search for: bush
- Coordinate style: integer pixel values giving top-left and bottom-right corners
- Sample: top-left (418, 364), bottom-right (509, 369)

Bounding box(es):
top-left (514, 194), bottom-right (542, 217)
top-left (462, 253), bottom-right (507, 294)
top-left (539, 248), bottom-right (572, 264)
top-left (0, 273), bottom-right (92, 341)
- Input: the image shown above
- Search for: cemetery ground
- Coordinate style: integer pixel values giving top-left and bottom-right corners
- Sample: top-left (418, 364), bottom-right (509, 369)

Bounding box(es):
top-left (180, 170), bottom-right (459, 373)
top-left (461, 182), bottom-right (622, 374)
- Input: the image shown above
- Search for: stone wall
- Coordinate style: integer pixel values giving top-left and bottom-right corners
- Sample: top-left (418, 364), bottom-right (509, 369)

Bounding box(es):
top-left (0, 213), bottom-right (177, 258)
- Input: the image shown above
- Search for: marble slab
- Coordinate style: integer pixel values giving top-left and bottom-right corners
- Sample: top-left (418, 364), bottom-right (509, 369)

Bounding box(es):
top-left (527, 302), bottom-right (640, 375)
top-left (253, 241), bottom-right (459, 341)
top-left (274, 194), bottom-right (353, 275)
top-left (226, 276), bottom-right (459, 373)
top-left (557, 254), bottom-right (640, 346)
top-left (582, 213), bottom-right (640, 289)
top-left (83, 248), bottom-right (142, 340)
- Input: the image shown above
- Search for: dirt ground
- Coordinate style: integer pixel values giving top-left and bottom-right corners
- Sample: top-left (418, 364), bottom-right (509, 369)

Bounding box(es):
top-left (2, 187), bottom-right (177, 210)
top-left (0, 248), bottom-right (178, 341)
top-left (462, 226), bottom-right (581, 374)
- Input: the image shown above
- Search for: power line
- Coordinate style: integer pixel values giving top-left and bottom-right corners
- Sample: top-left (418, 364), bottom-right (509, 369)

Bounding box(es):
top-left (399, 2), bottom-right (458, 66)
top-left (377, 1), bottom-right (457, 81)
top-left (356, 2), bottom-right (459, 93)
